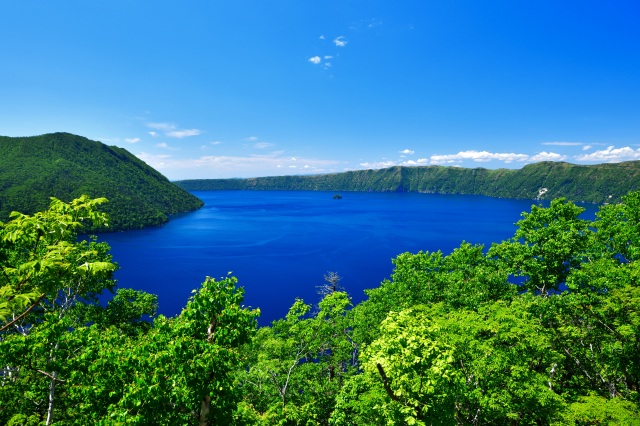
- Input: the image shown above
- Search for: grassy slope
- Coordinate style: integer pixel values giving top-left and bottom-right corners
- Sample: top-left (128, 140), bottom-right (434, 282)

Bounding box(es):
top-left (0, 133), bottom-right (203, 231)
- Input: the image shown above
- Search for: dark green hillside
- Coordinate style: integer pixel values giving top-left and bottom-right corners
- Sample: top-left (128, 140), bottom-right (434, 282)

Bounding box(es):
top-left (176, 161), bottom-right (640, 204)
top-left (0, 133), bottom-right (203, 231)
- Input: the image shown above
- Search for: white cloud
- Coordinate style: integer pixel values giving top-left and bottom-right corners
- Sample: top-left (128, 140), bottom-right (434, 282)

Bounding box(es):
top-left (167, 129), bottom-right (201, 138)
top-left (245, 136), bottom-right (259, 142)
top-left (145, 122), bottom-right (201, 138)
top-left (430, 150), bottom-right (530, 164)
top-left (333, 36), bottom-right (347, 47)
top-left (324, 55), bottom-right (333, 59)
top-left (319, 35), bottom-right (325, 40)
top-left (574, 146), bottom-right (640, 162)
top-left (146, 122), bottom-right (176, 131)
top-left (401, 159), bottom-right (428, 166)
top-left (583, 145), bottom-right (592, 150)
top-left (136, 152), bottom-right (172, 167)
top-left (125, 137), bottom-right (140, 144)
top-left (155, 142), bottom-right (170, 149)
top-left (529, 152), bottom-right (567, 162)
top-left (135, 152), bottom-right (339, 179)
top-left (360, 160), bottom-right (396, 169)
top-left (309, 56), bottom-right (322, 65)
top-left (210, 141), bottom-right (222, 145)
top-left (254, 142), bottom-right (274, 149)
top-left (400, 149), bottom-right (415, 155)
top-left (542, 141), bottom-right (583, 146)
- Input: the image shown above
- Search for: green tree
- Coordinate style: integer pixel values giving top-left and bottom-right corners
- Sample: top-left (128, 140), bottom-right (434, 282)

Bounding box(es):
top-left (594, 191), bottom-right (640, 262)
top-left (336, 301), bottom-right (566, 425)
top-left (352, 241), bottom-right (513, 346)
top-left (63, 276), bottom-right (259, 425)
top-left (237, 291), bottom-right (356, 424)
top-left (0, 196), bottom-right (118, 424)
top-left (489, 198), bottom-right (591, 295)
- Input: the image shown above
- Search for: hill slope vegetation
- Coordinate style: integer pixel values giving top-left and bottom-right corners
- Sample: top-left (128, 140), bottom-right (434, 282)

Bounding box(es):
top-left (176, 161), bottom-right (640, 204)
top-left (0, 133), bottom-right (203, 231)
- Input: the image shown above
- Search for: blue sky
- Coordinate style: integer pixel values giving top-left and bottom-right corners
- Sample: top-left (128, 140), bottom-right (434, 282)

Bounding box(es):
top-left (2, 1), bottom-right (639, 180)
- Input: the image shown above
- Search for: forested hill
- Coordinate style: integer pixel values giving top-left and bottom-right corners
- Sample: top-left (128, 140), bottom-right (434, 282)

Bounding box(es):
top-left (176, 161), bottom-right (640, 204)
top-left (0, 133), bottom-right (203, 231)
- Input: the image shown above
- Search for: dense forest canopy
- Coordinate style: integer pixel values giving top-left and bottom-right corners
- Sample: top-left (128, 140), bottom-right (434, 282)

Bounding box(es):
top-left (0, 133), bottom-right (203, 231)
top-left (1, 194), bottom-right (640, 424)
top-left (176, 161), bottom-right (640, 204)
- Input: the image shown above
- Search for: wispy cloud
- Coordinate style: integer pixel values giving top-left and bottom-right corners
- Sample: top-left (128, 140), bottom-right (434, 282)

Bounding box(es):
top-left (254, 142), bottom-right (274, 149)
top-left (430, 150), bottom-right (530, 164)
top-left (210, 140), bottom-right (222, 146)
top-left (400, 149), bottom-right (415, 155)
top-left (145, 122), bottom-right (201, 139)
top-left (147, 122), bottom-right (175, 131)
top-left (360, 160), bottom-right (397, 169)
top-left (136, 152), bottom-right (172, 167)
top-left (401, 159), bottom-right (428, 166)
top-left (136, 152), bottom-right (340, 179)
top-left (125, 137), bottom-right (140, 144)
top-left (333, 36), bottom-right (347, 47)
top-left (574, 146), bottom-right (640, 163)
top-left (167, 129), bottom-right (201, 138)
top-left (367, 19), bottom-right (382, 29)
top-left (542, 141), bottom-right (584, 146)
top-left (309, 56), bottom-right (322, 65)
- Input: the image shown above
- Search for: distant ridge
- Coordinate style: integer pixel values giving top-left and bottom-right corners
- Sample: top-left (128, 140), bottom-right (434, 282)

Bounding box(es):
top-left (175, 161), bottom-right (640, 204)
top-left (0, 133), bottom-right (203, 231)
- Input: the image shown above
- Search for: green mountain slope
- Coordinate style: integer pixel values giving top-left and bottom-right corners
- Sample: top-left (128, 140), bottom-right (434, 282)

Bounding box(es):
top-left (0, 133), bottom-right (203, 231)
top-left (176, 161), bottom-right (640, 204)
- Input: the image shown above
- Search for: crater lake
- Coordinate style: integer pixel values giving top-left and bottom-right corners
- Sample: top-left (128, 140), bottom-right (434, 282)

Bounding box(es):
top-left (99, 191), bottom-right (597, 325)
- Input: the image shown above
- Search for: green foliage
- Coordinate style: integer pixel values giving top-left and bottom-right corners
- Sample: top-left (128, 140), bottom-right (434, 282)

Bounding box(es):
top-left (62, 276), bottom-right (259, 424)
top-left (236, 291), bottom-right (357, 425)
top-left (594, 191), bottom-right (640, 262)
top-left (336, 302), bottom-right (566, 425)
top-left (560, 395), bottom-right (640, 425)
top-left (0, 195), bottom-right (115, 329)
top-left (489, 197), bottom-right (591, 294)
top-left (4, 191), bottom-right (640, 424)
top-left (351, 241), bottom-right (514, 346)
top-left (0, 196), bottom-right (120, 424)
top-left (175, 161), bottom-right (640, 204)
top-left (0, 132), bottom-right (203, 231)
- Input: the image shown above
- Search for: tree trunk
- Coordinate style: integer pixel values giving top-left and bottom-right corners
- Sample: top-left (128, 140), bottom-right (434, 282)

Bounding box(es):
top-left (46, 370), bottom-right (57, 425)
top-left (199, 395), bottom-right (212, 426)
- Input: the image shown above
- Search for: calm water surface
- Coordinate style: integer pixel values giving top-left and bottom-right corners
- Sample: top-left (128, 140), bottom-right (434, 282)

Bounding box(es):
top-left (100, 191), bottom-right (596, 325)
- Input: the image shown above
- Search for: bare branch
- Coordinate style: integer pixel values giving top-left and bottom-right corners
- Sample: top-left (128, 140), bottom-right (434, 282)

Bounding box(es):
top-left (376, 363), bottom-right (401, 402)
top-left (0, 293), bottom-right (46, 333)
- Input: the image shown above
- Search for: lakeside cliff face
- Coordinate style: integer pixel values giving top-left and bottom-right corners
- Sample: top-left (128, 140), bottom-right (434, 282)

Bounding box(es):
top-left (175, 161), bottom-right (640, 204)
top-left (0, 133), bottom-right (203, 231)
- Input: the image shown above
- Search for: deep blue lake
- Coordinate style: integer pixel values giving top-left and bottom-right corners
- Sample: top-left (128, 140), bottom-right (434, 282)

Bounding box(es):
top-left (99, 191), bottom-right (597, 325)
